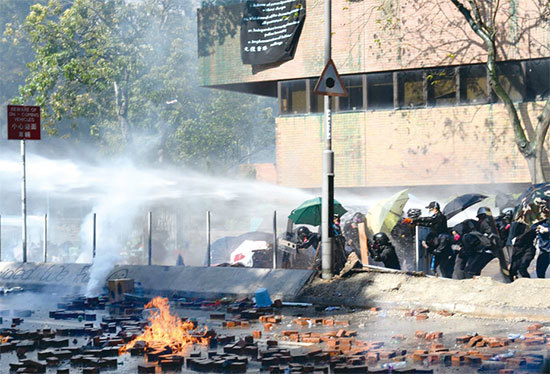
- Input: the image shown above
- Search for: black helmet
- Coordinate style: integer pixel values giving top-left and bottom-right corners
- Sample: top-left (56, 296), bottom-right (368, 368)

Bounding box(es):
top-left (373, 232), bottom-right (390, 245)
top-left (477, 207), bottom-right (491, 217)
top-left (426, 201), bottom-right (440, 210)
top-left (297, 226), bottom-right (311, 239)
top-left (407, 208), bottom-right (422, 219)
top-left (502, 207), bottom-right (514, 220)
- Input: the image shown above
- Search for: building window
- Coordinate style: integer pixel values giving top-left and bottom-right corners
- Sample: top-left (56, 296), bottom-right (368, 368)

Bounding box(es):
top-left (338, 75), bottom-right (364, 111)
top-left (398, 70), bottom-right (424, 108)
top-left (367, 72), bottom-right (393, 110)
top-left (525, 59), bottom-right (549, 101)
top-left (277, 58), bottom-right (548, 115)
top-left (280, 80), bottom-right (307, 114)
top-left (310, 79), bottom-right (324, 113)
top-left (497, 61), bottom-right (524, 102)
top-left (427, 68), bottom-right (457, 106)
top-left (460, 64), bottom-right (488, 104)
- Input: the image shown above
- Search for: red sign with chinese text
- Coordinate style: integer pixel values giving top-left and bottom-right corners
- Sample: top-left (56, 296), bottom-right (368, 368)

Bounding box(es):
top-left (7, 105), bottom-right (41, 140)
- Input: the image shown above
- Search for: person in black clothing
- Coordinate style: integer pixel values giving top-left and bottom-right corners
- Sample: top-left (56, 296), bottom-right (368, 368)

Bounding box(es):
top-left (461, 229), bottom-right (494, 278)
top-left (534, 219), bottom-right (550, 278)
top-left (496, 208), bottom-right (514, 269)
top-left (508, 223), bottom-right (536, 280)
top-left (476, 207), bottom-right (508, 276)
top-left (476, 207), bottom-right (500, 240)
top-left (496, 208), bottom-right (514, 242)
top-left (369, 232), bottom-right (400, 270)
top-left (413, 201), bottom-right (448, 236)
top-left (331, 214), bottom-right (348, 272)
top-left (422, 231), bottom-right (455, 278)
top-left (296, 226), bottom-right (320, 255)
top-left (451, 219), bottom-right (477, 279)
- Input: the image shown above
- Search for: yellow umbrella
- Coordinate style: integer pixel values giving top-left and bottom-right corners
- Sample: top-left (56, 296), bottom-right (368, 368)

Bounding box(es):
top-left (366, 189), bottom-right (409, 236)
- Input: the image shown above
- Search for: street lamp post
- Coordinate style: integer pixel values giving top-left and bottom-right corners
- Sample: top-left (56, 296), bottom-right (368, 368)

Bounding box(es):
top-left (321, 0), bottom-right (334, 280)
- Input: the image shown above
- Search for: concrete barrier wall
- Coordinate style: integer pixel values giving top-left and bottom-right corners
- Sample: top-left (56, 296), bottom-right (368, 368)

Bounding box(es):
top-left (0, 262), bottom-right (91, 289)
top-left (0, 262), bottom-right (315, 301)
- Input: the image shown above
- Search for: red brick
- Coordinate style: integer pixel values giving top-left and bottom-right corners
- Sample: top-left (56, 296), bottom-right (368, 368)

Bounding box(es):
top-left (527, 324), bottom-right (543, 332)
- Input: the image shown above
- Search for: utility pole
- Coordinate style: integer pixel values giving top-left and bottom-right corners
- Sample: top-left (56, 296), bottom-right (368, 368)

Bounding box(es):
top-left (321, 0), bottom-right (334, 280)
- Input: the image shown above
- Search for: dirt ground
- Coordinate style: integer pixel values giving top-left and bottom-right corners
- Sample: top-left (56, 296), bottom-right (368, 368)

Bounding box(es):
top-left (298, 260), bottom-right (550, 321)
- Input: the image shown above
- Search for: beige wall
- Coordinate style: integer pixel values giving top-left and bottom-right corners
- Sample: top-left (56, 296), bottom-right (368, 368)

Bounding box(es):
top-left (198, 0), bottom-right (550, 86)
top-left (276, 101), bottom-right (548, 188)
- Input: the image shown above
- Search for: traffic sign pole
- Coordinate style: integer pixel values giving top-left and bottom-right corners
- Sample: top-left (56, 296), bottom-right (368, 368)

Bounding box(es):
top-left (21, 139), bottom-right (27, 263)
top-left (7, 105), bottom-right (41, 263)
top-left (321, 0), bottom-right (333, 280)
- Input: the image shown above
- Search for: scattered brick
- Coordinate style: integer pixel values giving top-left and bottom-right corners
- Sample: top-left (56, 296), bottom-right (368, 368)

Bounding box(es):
top-left (412, 350), bottom-right (428, 361)
top-left (379, 350), bottom-right (396, 360)
top-left (456, 335), bottom-right (473, 344)
top-left (507, 357), bottom-right (526, 368)
top-left (266, 316), bottom-right (282, 324)
top-left (523, 337), bottom-right (546, 346)
top-left (426, 331), bottom-right (443, 340)
top-left (467, 335), bottom-right (483, 347)
top-left (366, 352), bottom-right (379, 362)
top-left (451, 353), bottom-right (466, 363)
top-left (293, 318), bottom-right (309, 326)
top-left (527, 324), bottom-right (543, 332)
top-left (415, 331), bottom-right (427, 339)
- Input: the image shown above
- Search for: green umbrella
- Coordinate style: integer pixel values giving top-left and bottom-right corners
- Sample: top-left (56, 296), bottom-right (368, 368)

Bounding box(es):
top-left (288, 197), bottom-right (348, 226)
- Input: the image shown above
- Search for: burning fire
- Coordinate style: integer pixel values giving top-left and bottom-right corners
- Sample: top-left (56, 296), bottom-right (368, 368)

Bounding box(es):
top-left (0, 335), bottom-right (8, 343)
top-left (119, 297), bottom-right (210, 354)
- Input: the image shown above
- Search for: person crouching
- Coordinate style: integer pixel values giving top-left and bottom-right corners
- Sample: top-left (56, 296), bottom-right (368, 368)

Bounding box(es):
top-left (369, 232), bottom-right (401, 270)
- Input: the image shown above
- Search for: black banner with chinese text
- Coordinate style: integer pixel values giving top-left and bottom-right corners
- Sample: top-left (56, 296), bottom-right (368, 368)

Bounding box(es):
top-left (240, 0), bottom-right (306, 65)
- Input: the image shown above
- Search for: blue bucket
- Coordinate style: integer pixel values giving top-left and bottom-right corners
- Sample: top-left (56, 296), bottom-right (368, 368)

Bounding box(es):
top-left (254, 288), bottom-right (272, 307)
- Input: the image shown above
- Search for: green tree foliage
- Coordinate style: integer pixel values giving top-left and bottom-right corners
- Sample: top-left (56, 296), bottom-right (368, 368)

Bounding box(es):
top-left (8, 0), bottom-right (276, 169)
top-left (0, 0), bottom-right (40, 134)
top-left (167, 91), bottom-right (275, 170)
top-left (449, 0), bottom-right (550, 183)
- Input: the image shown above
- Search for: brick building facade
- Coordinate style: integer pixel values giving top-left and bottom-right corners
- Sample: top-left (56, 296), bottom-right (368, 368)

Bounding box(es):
top-left (198, 0), bottom-right (550, 189)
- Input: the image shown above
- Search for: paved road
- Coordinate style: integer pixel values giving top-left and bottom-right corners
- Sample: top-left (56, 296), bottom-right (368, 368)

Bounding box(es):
top-left (0, 291), bottom-right (548, 373)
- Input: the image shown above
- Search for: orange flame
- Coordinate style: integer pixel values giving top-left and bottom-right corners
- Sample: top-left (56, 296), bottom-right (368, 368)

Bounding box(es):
top-left (119, 297), bottom-right (210, 354)
top-left (0, 335), bottom-right (8, 343)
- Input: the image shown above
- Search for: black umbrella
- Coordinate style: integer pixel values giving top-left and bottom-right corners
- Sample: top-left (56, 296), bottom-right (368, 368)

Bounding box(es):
top-left (442, 193), bottom-right (488, 219)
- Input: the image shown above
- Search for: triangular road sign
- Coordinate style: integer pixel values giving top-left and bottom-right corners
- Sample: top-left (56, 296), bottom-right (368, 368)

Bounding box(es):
top-left (314, 59), bottom-right (348, 97)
